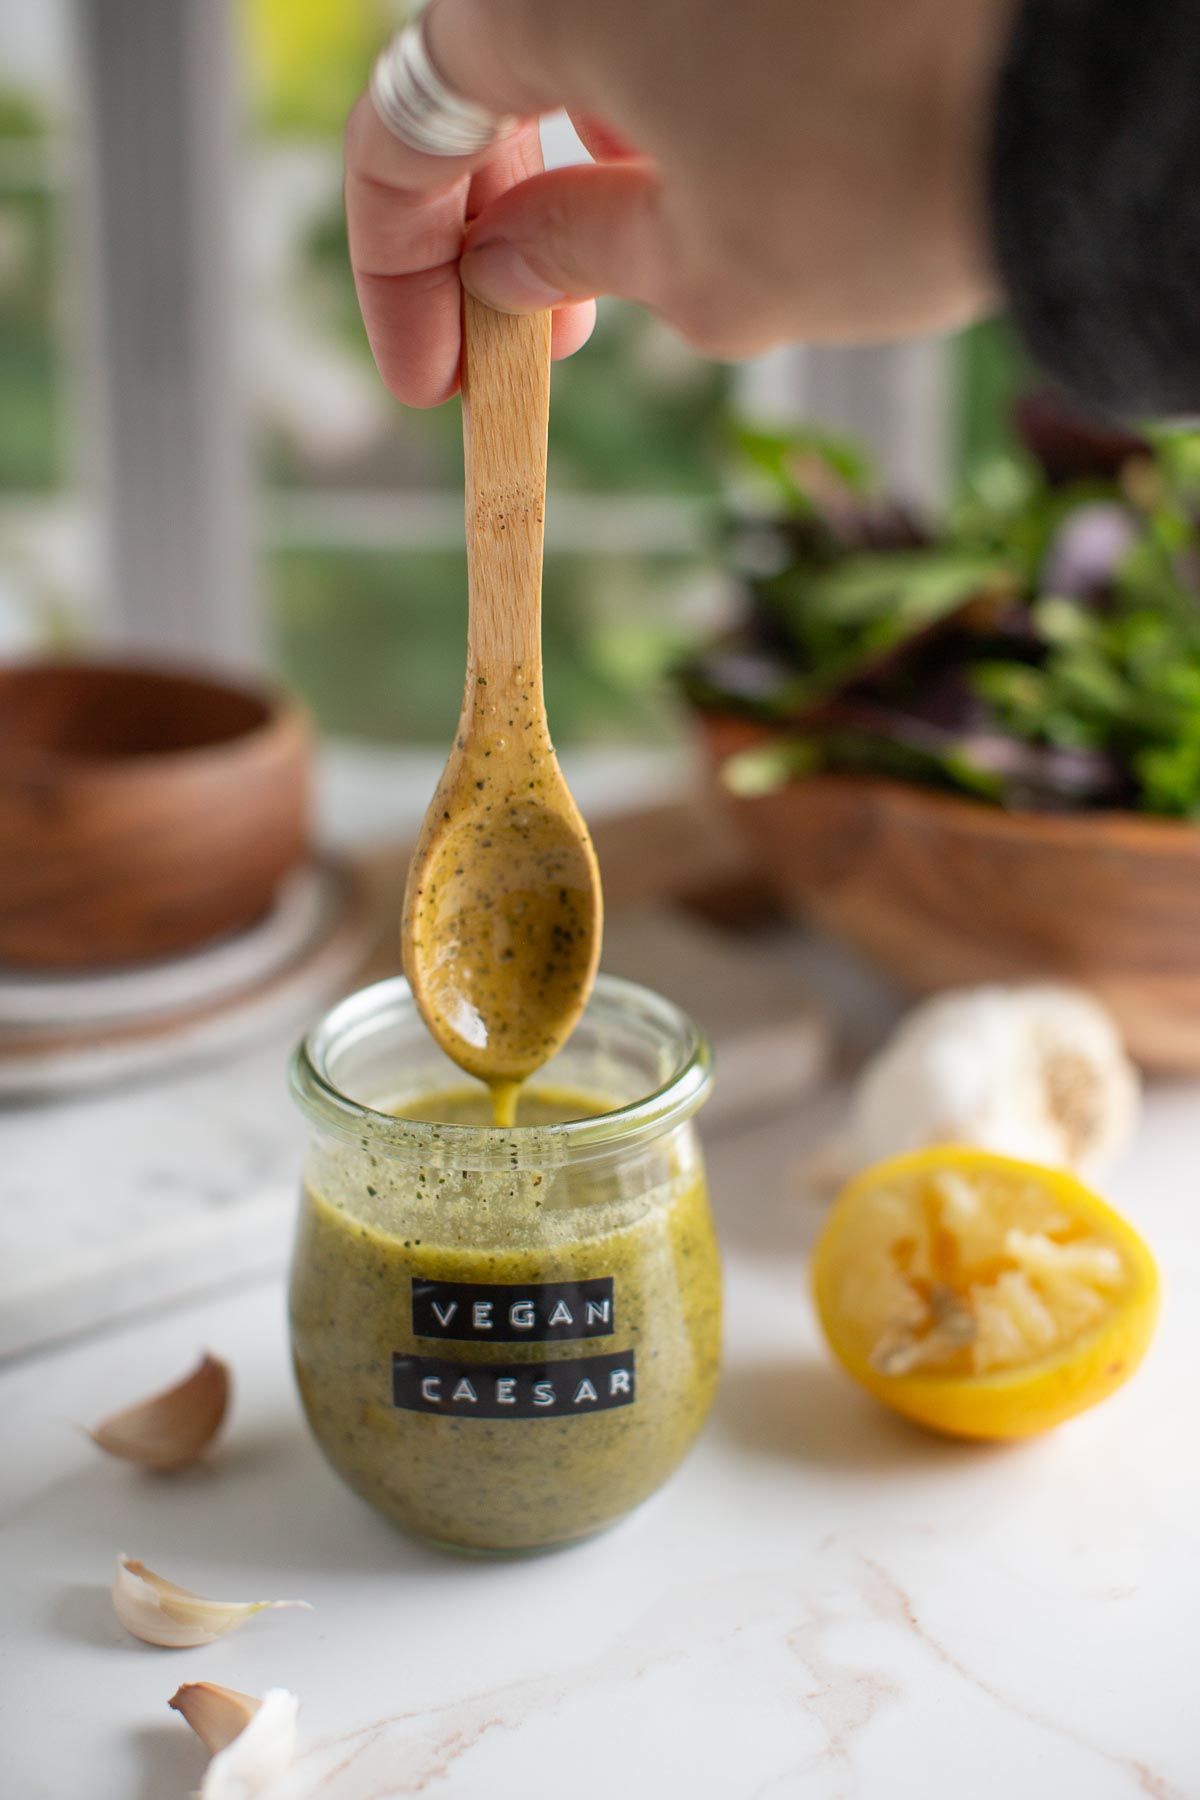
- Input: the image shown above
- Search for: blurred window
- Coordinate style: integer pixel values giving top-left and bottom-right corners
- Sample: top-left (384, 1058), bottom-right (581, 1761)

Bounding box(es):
top-left (0, 0), bottom-right (1022, 766)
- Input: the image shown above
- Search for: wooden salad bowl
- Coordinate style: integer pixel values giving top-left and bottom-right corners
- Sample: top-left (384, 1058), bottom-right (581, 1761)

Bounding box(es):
top-left (698, 711), bottom-right (1200, 1070)
top-left (0, 660), bottom-right (313, 969)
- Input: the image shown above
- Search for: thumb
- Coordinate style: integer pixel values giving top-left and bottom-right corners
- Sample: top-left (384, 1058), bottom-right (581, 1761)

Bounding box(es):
top-left (460, 163), bottom-right (670, 312)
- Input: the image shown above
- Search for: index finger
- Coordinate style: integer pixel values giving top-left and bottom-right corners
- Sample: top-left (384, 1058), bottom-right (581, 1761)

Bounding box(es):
top-left (345, 95), bottom-right (475, 408)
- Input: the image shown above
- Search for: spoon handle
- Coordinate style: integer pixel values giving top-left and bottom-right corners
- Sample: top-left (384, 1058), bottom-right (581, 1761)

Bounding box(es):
top-left (461, 294), bottom-right (552, 681)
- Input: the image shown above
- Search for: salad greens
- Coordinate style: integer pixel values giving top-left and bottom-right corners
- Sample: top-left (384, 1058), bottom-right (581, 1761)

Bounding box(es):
top-left (680, 400), bottom-right (1200, 816)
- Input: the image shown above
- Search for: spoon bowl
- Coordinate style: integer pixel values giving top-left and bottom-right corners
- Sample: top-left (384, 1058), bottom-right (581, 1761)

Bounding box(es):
top-left (405, 779), bottom-right (600, 1088)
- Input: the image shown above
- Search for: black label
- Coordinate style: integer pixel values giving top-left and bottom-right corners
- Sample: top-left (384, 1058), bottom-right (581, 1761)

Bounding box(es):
top-left (392, 1351), bottom-right (636, 1418)
top-left (411, 1276), bottom-right (615, 1342)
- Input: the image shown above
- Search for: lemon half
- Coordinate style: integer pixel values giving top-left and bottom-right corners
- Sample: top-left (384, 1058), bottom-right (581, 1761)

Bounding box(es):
top-left (812, 1147), bottom-right (1159, 1439)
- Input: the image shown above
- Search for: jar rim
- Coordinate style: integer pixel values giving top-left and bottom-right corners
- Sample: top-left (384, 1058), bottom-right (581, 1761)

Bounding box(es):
top-left (289, 974), bottom-right (714, 1163)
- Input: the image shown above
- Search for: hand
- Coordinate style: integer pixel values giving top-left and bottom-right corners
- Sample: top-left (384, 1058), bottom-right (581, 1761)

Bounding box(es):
top-left (345, 0), bottom-right (1015, 407)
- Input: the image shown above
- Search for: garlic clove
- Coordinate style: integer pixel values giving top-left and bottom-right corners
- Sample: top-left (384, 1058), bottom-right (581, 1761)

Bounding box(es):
top-left (89, 1353), bottom-right (230, 1471)
top-left (199, 1689), bottom-right (298, 1799)
top-left (170, 1683), bottom-right (299, 1798)
top-left (170, 1682), bottom-right (263, 1755)
top-left (112, 1555), bottom-right (311, 1648)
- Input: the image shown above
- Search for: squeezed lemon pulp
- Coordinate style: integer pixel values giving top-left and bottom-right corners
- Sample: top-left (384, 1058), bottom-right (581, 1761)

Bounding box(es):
top-left (830, 1160), bottom-right (1133, 1378)
top-left (813, 1148), bottom-right (1159, 1439)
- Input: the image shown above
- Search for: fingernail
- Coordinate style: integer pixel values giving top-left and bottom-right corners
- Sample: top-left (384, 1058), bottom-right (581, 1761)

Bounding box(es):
top-left (461, 240), bottom-right (566, 312)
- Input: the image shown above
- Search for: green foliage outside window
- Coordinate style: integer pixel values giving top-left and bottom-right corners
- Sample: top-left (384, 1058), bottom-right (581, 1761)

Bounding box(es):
top-left (273, 545), bottom-right (708, 746)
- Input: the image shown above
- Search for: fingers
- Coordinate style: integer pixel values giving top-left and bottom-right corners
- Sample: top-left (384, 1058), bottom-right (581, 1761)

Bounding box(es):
top-left (343, 0), bottom-right (570, 407)
top-left (550, 300), bottom-right (597, 360)
top-left (346, 92), bottom-right (470, 406)
top-left (423, 0), bottom-right (563, 119)
top-left (467, 124), bottom-right (596, 363)
top-left (461, 162), bottom-right (669, 314)
top-left (346, 0), bottom-right (561, 202)
top-left (567, 111), bottom-right (641, 164)
top-left (347, 97), bottom-right (594, 406)
top-left (461, 160), bottom-right (788, 357)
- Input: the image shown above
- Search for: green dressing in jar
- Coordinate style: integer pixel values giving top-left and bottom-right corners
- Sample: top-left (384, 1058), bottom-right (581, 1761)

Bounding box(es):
top-left (289, 977), bottom-right (721, 1554)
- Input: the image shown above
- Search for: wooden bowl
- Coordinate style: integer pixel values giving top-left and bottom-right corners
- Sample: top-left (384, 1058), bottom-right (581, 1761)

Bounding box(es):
top-left (698, 711), bottom-right (1200, 1070)
top-left (0, 660), bottom-right (313, 969)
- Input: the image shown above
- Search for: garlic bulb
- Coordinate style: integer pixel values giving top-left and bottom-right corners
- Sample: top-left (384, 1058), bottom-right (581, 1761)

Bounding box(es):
top-left (170, 1684), bottom-right (299, 1799)
top-left (846, 984), bottom-right (1140, 1178)
top-left (112, 1555), bottom-right (310, 1648)
top-left (89, 1353), bottom-right (230, 1471)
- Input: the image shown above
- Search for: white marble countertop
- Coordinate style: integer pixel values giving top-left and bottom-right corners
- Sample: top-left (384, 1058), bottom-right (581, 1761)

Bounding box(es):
top-left (2, 747), bottom-right (1196, 1796)
top-left (3, 1069), bottom-right (1198, 1799)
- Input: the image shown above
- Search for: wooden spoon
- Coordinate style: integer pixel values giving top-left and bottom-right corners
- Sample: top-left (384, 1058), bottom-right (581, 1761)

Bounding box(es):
top-left (401, 297), bottom-right (603, 1127)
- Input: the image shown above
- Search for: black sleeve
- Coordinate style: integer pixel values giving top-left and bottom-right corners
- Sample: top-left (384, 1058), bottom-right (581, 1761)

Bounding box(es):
top-left (989, 0), bottom-right (1200, 419)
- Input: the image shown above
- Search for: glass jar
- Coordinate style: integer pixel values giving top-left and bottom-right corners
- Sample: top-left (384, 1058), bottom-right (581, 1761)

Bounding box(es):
top-left (288, 974), bottom-right (721, 1554)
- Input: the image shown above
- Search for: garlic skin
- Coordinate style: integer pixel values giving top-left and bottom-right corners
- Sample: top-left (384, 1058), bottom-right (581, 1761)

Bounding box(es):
top-left (112, 1555), bottom-right (310, 1649)
top-left (846, 984), bottom-right (1140, 1179)
top-left (89, 1353), bottom-right (230, 1471)
top-left (170, 1683), bottom-right (264, 1755)
top-left (170, 1684), bottom-right (299, 1799)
